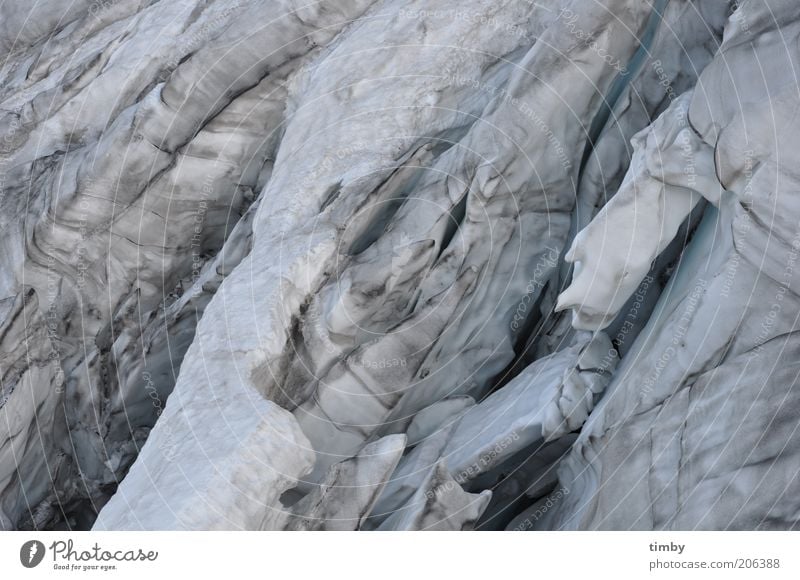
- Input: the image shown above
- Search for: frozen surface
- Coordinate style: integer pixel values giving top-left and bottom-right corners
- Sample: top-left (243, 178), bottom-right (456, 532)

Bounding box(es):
top-left (0, 0), bottom-right (798, 531)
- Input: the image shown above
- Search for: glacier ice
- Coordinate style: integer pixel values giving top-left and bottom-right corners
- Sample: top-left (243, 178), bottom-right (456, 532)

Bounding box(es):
top-left (0, 0), bottom-right (798, 531)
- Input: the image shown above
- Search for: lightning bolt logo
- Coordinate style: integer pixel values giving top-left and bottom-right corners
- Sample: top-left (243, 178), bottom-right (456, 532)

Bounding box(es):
top-left (20, 540), bottom-right (45, 568)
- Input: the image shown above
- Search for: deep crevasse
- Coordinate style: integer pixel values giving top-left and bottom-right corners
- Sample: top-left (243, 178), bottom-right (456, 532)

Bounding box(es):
top-left (1, 0), bottom-right (797, 531)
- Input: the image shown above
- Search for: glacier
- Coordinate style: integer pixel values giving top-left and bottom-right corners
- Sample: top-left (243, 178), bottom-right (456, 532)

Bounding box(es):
top-left (0, 0), bottom-right (798, 531)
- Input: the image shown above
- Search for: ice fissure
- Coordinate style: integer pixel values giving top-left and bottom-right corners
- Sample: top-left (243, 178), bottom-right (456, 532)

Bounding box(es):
top-left (1, 0), bottom-right (798, 531)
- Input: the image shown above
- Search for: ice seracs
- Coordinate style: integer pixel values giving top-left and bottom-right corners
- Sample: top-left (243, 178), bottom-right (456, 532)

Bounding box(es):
top-left (1, 0), bottom-right (799, 531)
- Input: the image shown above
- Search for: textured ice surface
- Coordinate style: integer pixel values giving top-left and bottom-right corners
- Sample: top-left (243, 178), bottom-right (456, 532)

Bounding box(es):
top-left (1, 0), bottom-right (798, 531)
